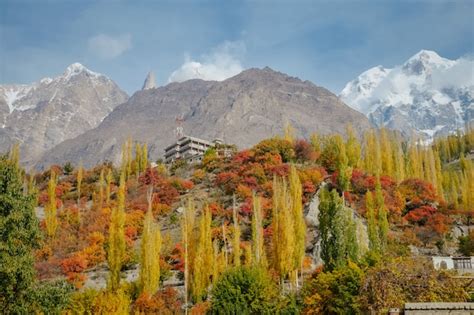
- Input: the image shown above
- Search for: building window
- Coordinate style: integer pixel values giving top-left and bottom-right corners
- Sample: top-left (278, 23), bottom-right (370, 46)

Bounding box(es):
top-left (454, 258), bottom-right (472, 269)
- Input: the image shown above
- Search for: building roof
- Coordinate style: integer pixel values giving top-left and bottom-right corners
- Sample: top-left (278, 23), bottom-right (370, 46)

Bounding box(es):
top-left (405, 303), bottom-right (474, 310)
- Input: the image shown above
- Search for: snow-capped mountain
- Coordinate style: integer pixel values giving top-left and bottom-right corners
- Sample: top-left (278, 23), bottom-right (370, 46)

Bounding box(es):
top-left (340, 50), bottom-right (474, 140)
top-left (0, 63), bottom-right (128, 166)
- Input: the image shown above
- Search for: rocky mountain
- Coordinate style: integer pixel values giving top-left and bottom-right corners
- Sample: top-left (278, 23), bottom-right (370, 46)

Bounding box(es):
top-left (0, 63), bottom-right (128, 166)
top-left (340, 50), bottom-right (474, 141)
top-left (37, 67), bottom-right (371, 169)
top-left (142, 72), bottom-right (157, 90)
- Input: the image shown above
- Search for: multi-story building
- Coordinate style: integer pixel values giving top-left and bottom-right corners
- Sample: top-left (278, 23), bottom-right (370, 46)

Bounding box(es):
top-left (164, 136), bottom-right (214, 164)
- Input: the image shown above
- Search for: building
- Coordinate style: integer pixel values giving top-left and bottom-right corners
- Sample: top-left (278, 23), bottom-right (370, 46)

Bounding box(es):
top-left (432, 256), bottom-right (474, 274)
top-left (403, 303), bottom-right (474, 314)
top-left (164, 136), bottom-right (235, 164)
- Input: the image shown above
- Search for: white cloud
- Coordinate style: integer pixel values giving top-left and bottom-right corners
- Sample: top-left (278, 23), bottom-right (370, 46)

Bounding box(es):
top-left (88, 33), bottom-right (132, 59)
top-left (168, 41), bottom-right (245, 83)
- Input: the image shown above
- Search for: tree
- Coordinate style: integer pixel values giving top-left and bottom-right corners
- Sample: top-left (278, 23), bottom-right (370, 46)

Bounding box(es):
top-left (76, 162), bottom-right (83, 205)
top-left (105, 168), bottom-right (113, 205)
top-left (45, 170), bottom-right (58, 238)
top-left (107, 171), bottom-right (126, 291)
top-left (289, 165), bottom-right (306, 288)
top-left (272, 176), bottom-right (295, 282)
top-left (302, 261), bottom-right (363, 314)
top-left (251, 192), bottom-right (266, 268)
top-left (210, 267), bottom-right (278, 314)
top-left (191, 205), bottom-right (214, 302)
top-left (345, 124), bottom-right (361, 168)
top-left (319, 187), bottom-right (359, 270)
top-left (365, 191), bottom-right (379, 252)
top-left (0, 154), bottom-right (41, 313)
top-left (182, 198), bottom-right (196, 312)
top-left (139, 188), bottom-right (162, 295)
top-left (232, 195), bottom-right (241, 267)
top-left (375, 179), bottom-right (388, 251)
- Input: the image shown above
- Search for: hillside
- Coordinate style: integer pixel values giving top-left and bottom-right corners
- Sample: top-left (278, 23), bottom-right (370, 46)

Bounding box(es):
top-left (37, 67), bottom-right (371, 169)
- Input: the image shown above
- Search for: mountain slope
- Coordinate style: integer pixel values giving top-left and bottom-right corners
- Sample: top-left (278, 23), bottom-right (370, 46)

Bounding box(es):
top-left (37, 67), bottom-right (371, 168)
top-left (0, 63), bottom-right (128, 166)
top-left (340, 50), bottom-right (474, 140)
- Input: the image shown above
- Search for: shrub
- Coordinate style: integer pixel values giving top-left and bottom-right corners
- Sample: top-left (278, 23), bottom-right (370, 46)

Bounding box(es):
top-left (458, 230), bottom-right (474, 256)
top-left (26, 280), bottom-right (74, 314)
top-left (210, 267), bottom-right (278, 314)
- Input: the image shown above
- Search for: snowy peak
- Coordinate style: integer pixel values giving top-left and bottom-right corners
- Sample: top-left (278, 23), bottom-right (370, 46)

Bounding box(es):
top-left (63, 62), bottom-right (102, 81)
top-left (340, 50), bottom-right (474, 141)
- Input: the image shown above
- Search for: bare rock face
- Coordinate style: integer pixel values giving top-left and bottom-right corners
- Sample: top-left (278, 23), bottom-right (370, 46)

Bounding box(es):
top-left (142, 71), bottom-right (157, 90)
top-left (37, 67), bottom-right (371, 169)
top-left (0, 63), bottom-right (128, 167)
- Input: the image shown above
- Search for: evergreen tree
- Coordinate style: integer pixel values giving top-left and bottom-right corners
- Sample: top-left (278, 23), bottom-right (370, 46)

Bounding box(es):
top-left (107, 171), bottom-right (126, 291)
top-left (0, 155), bottom-right (41, 313)
top-left (45, 170), bottom-right (58, 238)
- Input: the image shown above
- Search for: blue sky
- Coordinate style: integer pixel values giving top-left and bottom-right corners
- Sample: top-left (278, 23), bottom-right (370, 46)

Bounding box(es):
top-left (1, 0), bottom-right (473, 95)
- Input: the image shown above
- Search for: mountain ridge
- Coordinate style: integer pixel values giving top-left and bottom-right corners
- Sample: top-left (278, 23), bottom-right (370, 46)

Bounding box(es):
top-left (36, 66), bottom-right (371, 169)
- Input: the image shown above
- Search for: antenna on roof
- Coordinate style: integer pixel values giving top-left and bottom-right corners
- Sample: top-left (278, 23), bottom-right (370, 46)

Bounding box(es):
top-left (175, 114), bottom-right (185, 139)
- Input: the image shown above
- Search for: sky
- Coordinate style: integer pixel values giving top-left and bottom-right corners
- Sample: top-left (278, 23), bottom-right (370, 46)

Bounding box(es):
top-left (1, 0), bottom-right (473, 95)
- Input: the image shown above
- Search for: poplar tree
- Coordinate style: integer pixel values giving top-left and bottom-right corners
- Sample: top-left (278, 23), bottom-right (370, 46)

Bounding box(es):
top-left (141, 143), bottom-right (148, 172)
top-left (251, 192), bottom-right (265, 268)
top-left (380, 128), bottom-right (394, 176)
top-left (375, 179), bottom-right (388, 251)
top-left (284, 122), bottom-right (296, 143)
top-left (365, 191), bottom-right (379, 252)
top-left (232, 195), bottom-right (241, 267)
top-left (45, 170), bottom-right (58, 238)
top-left (318, 187), bottom-right (358, 270)
top-left (76, 162), bottom-right (83, 205)
top-left (191, 205), bottom-right (213, 302)
top-left (98, 169), bottom-right (105, 210)
top-left (139, 188), bottom-right (162, 295)
top-left (107, 171), bottom-right (126, 291)
top-left (289, 165), bottom-right (305, 288)
top-left (182, 198), bottom-right (196, 311)
top-left (105, 168), bottom-right (113, 205)
top-left (272, 176), bottom-right (295, 282)
top-left (345, 124), bottom-right (361, 168)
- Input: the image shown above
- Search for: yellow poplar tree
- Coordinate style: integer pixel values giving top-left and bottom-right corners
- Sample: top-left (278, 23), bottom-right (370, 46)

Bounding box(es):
top-left (76, 162), bottom-right (83, 205)
top-left (107, 171), bottom-right (126, 291)
top-left (251, 192), bottom-right (266, 268)
top-left (191, 205), bottom-right (213, 302)
top-left (345, 124), bottom-right (361, 168)
top-left (141, 143), bottom-right (148, 172)
top-left (139, 188), bottom-right (162, 295)
top-left (105, 168), bottom-right (113, 205)
top-left (45, 170), bottom-right (58, 238)
top-left (232, 195), bottom-right (241, 267)
top-left (272, 176), bottom-right (295, 283)
top-left (182, 198), bottom-right (196, 311)
top-left (289, 165), bottom-right (305, 288)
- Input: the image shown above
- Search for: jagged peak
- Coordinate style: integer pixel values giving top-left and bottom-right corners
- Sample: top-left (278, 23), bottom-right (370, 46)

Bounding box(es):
top-left (142, 71), bottom-right (157, 90)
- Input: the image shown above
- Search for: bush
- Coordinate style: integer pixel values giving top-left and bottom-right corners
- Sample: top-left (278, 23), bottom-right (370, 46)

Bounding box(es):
top-left (302, 261), bottom-right (363, 314)
top-left (458, 230), bottom-right (474, 256)
top-left (26, 280), bottom-right (74, 314)
top-left (210, 266), bottom-right (278, 314)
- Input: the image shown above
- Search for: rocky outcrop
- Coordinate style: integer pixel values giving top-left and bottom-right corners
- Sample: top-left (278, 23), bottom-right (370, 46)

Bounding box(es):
top-left (37, 67), bottom-right (371, 168)
top-left (142, 71), bottom-right (157, 90)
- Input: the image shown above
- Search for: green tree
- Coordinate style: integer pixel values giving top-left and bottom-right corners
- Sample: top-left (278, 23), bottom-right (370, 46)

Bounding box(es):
top-left (210, 267), bottom-right (278, 314)
top-left (0, 154), bottom-right (41, 313)
top-left (375, 179), bottom-right (388, 251)
top-left (318, 187), bottom-right (359, 270)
